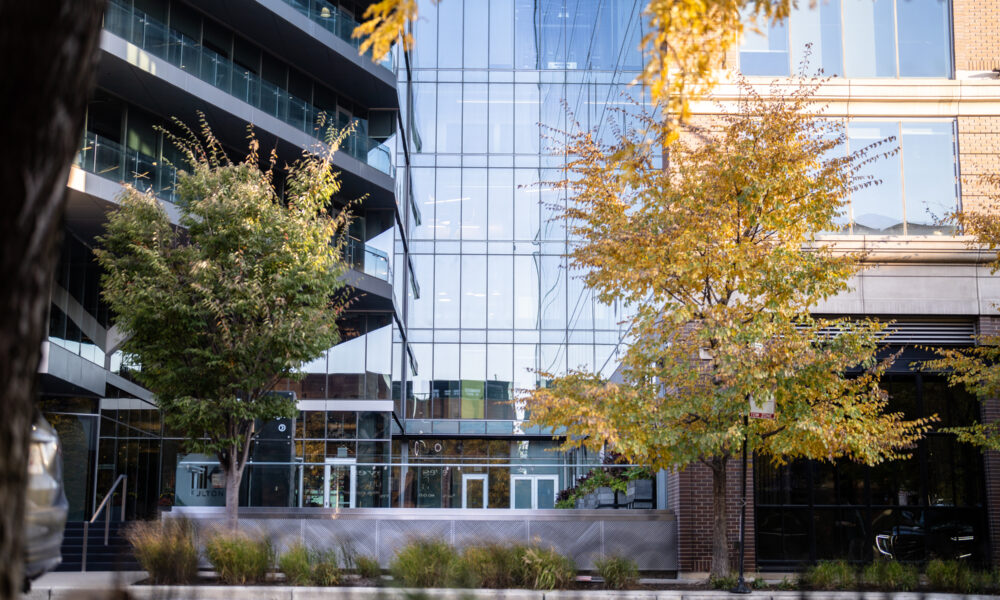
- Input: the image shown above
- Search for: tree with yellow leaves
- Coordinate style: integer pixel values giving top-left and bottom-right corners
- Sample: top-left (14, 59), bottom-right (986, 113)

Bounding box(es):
top-left (525, 76), bottom-right (932, 578)
top-left (923, 179), bottom-right (1000, 451)
top-left (353, 0), bottom-right (797, 140)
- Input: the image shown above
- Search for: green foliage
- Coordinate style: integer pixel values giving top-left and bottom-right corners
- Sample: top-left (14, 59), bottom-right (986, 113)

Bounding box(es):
top-left (311, 551), bottom-right (342, 587)
top-left (460, 543), bottom-right (525, 589)
top-left (124, 519), bottom-right (198, 585)
top-left (805, 560), bottom-right (857, 590)
top-left (278, 543), bottom-right (343, 586)
top-left (710, 575), bottom-right (738, 590)
top-left (204, 531), bottom-right (273, 585)
top-left (355, 555), bottom-right (382, 580)
top-left (862, 559), bottom-right (918, 591)
top-left (389, 539), bottom-right (469, 589)
top-left (520, 545), bottom-right (576, 591)
top-left (95, 119), bottom-right (352, 524)
top-left (594, 555), bottom-right (639, 590)
top-left (775, 576), bottom-right (800, 590)
top-left (556, 466), bottom-right (654, 508)
top-left (750, 576), bottom-right (768, 590)
top-left (278, 543), bottom-right (312, 586)
top-left (925, 559), bottom-right (980, 593)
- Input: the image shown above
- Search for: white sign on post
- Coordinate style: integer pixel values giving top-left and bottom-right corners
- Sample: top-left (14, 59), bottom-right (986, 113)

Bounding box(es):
top-left (749, 393), bottom-right (776, 420)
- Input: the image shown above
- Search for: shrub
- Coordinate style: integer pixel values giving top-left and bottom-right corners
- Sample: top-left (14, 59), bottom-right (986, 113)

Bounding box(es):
top-left (390, 539), bottom-right (468, 588)
top-left (775, 576), bottom-right (799, 590)
top-left (355, 555), bottom-right (382, 580)
top-left (750, 576), bottom-right (769, 590)
top-left (204, 531), bottom-right (273, 585)
top-left (461, 543), bottom-right (524, 589)
top-left (124, 519), bottom-right (198, 585)
top-left (710, 575), bottom-right (738, 590)
top-left (311, 550), bottom-right (342, 587)
top-left (926, 559), bottom-right (978, 593)
top-left (805, 560), bottom-right (856, 590)
top-left (278, 543), bottom-right (312, 586)
top-left (278, 543), bottom-right (342, 586)
top-left (862, 559), bottom-right (918, 591)
top-left (594, 555), bottom-right (638, 590)
top-left (520, 545), bottom-right (576, 590)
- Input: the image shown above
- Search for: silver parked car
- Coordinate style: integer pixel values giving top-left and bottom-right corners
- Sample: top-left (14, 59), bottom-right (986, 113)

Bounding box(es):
top-left (24, 415), bottom-right (68, 581)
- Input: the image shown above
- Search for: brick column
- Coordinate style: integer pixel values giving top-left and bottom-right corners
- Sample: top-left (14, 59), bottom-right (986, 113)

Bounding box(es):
top-left (668, 457), bottom-right (756, 574)
top-left (953, 0), bottom-right (1000, 72)
top-left (958, 117), bottom-right (1000, 216)
top-left (978, 317), bottom-right (1000, 568)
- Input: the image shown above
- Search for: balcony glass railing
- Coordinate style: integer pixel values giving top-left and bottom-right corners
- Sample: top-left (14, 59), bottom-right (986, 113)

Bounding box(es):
top-left (75, 132), bottom-right (179, 202)
top-left (279, 0), bottom-right (395, 72)
top-left (103, 0), bottom-right (394, 176)
top-left (345, 237), bottom-right (391, 282)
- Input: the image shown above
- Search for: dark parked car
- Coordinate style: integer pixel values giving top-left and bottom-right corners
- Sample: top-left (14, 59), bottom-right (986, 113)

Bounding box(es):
top-left (24, 415), bottom-right (68, 582)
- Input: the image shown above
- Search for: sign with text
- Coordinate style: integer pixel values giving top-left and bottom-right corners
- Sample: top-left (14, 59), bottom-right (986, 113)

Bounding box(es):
top-left (749, 393), bottom-right (776, 420)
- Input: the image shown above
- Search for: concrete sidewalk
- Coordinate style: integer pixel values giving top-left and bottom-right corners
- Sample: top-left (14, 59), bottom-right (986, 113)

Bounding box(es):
top-left (23, 572), bottom-right (996, 600)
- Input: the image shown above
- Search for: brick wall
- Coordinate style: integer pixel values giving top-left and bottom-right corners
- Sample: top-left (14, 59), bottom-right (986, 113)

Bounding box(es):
top-left (954, 0), bottom-right (1000, 71)
top-left (958, 117), bottom-right (1000, 215)
top-left (667, 457), bottom-right (755, 573)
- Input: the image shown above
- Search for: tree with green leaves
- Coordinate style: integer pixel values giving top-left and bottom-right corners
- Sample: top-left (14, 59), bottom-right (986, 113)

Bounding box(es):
top-left (96, 123), bottom-right (351, 528)
top-left (923, 179), bottom-right (1000, 451)
top-left (525, 77), bottom-right (932, 577)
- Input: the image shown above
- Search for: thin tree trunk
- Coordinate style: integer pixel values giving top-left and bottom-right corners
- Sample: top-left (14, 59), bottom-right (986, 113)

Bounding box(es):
top-left (225, 452), bottom-right (242, 531)
top-left (0, 3), bottom-right (106, 597)
top-left (710, 456), bottom-right (731, 579)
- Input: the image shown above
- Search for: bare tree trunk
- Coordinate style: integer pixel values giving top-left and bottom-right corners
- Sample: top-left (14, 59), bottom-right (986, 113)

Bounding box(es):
top-left (225, 453), bottom-right (242, 531)
top-left (710, 456), bottom-right (731, 579)
top-left (0, 2), bottom-right (106, 597)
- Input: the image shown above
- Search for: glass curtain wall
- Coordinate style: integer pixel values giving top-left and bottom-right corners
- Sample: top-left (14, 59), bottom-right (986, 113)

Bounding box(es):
top-left (393, 0), bottom-right (647, 507)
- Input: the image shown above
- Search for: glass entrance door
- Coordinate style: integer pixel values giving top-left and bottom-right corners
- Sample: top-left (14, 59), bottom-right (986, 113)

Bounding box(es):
top-left (323, 458), bottom-right (356, 508)
top-left (511, 475), bottom-right (558, 509)
top-left (462, 474), bottom-right (488, 508)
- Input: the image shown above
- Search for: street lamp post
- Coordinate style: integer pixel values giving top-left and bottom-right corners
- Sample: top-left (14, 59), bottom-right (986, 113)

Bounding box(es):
top-left (730, 412), bottom-right (751, 594)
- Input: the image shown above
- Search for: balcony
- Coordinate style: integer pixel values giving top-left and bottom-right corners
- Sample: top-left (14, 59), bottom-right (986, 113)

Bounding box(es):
top-left (103, 0), bottom-right (394, 177)
top-left (344, 237), bottom-right (391, 282)
top-left (75, 132), bottom-right (178, 202)
top-left (279, 0), bottom-right (395, 72)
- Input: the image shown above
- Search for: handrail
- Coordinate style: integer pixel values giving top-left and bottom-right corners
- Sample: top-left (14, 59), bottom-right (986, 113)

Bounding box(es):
top-left (81, 474), bottom-right (127, 572)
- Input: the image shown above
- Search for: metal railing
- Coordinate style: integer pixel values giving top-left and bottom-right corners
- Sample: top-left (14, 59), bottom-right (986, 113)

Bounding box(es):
top-left (344, 237), bottom-right (391, 282)
top-left (278, 0), bottom-right (395, 72)
top-left (75, 132), bottom-right (178, 202)
top-left (103, 0), bottom-right (394, 177)
top-left (81, 474), bottom-right (127, 572)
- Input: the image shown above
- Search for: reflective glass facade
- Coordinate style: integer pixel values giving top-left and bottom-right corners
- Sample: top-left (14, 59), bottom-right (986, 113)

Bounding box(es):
top-left (394, 0), bottom-right (645, 440)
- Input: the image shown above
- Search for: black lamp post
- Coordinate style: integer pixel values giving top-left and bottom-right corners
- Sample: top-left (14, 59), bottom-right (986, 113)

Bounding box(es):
top-left (730, 412), bottom-right (751, 594)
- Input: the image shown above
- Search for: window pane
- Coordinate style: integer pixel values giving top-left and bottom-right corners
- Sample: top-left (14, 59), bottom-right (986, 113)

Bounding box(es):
top-left (412, 167), bottom-right (436, 240)
top-left (489, 0), bottom-right (514, 68)
top-left (514, 85), bottom-right (540, 155)
top-left (513, 478), bottom-right (532, 508)
top-left (436, 168), bottom-right (461, 240)
top-left (540, 254), bottom-right (566, 329)
top-left (413, 0), bottom-right (437, 69)
top-left (514, 0), bottom-right (539, 69)
top-left (514, 255), bottom-right (539, 328)
top-left (788, 0), bottom-right (843, 77)
top-left (410, 254), bottom-right (434, 328)
top-left (488, 169), bottom-right (514, 240)
top-left (411, 83), bottom-right (436, 154)
top-left (849, 121), bottom-right (903, 234)
top-left (488, 255), bottom-right (514, 328)
top-left (463, 84), bottom-right (488, 155)
top-left (740, 14), bottom-right (790, 76)
top-left (843, 0), bottom-right (896, 77)
top-left (437, 0), bottom-right (462, 68)
top-left (463, 0), bottom-right (488, 68)
top-left (489, 84), bottom-right (515, 154)
top-left (437, 84), bottom-right (462, 154)
top-left (462, 167), bottom-right (487, 240)
top-left (896, 0), bottom-right (951, 77)
top-left (536, 478), bottom-right (556, 508)
top-left (514, 168), bottom-right (540, 240)
top-left (900, 121), bottom-right (957, 234)
top-left (435, 254), bottom-right (460, 328)
top-left (461, 254), bottom-right (487, 328)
